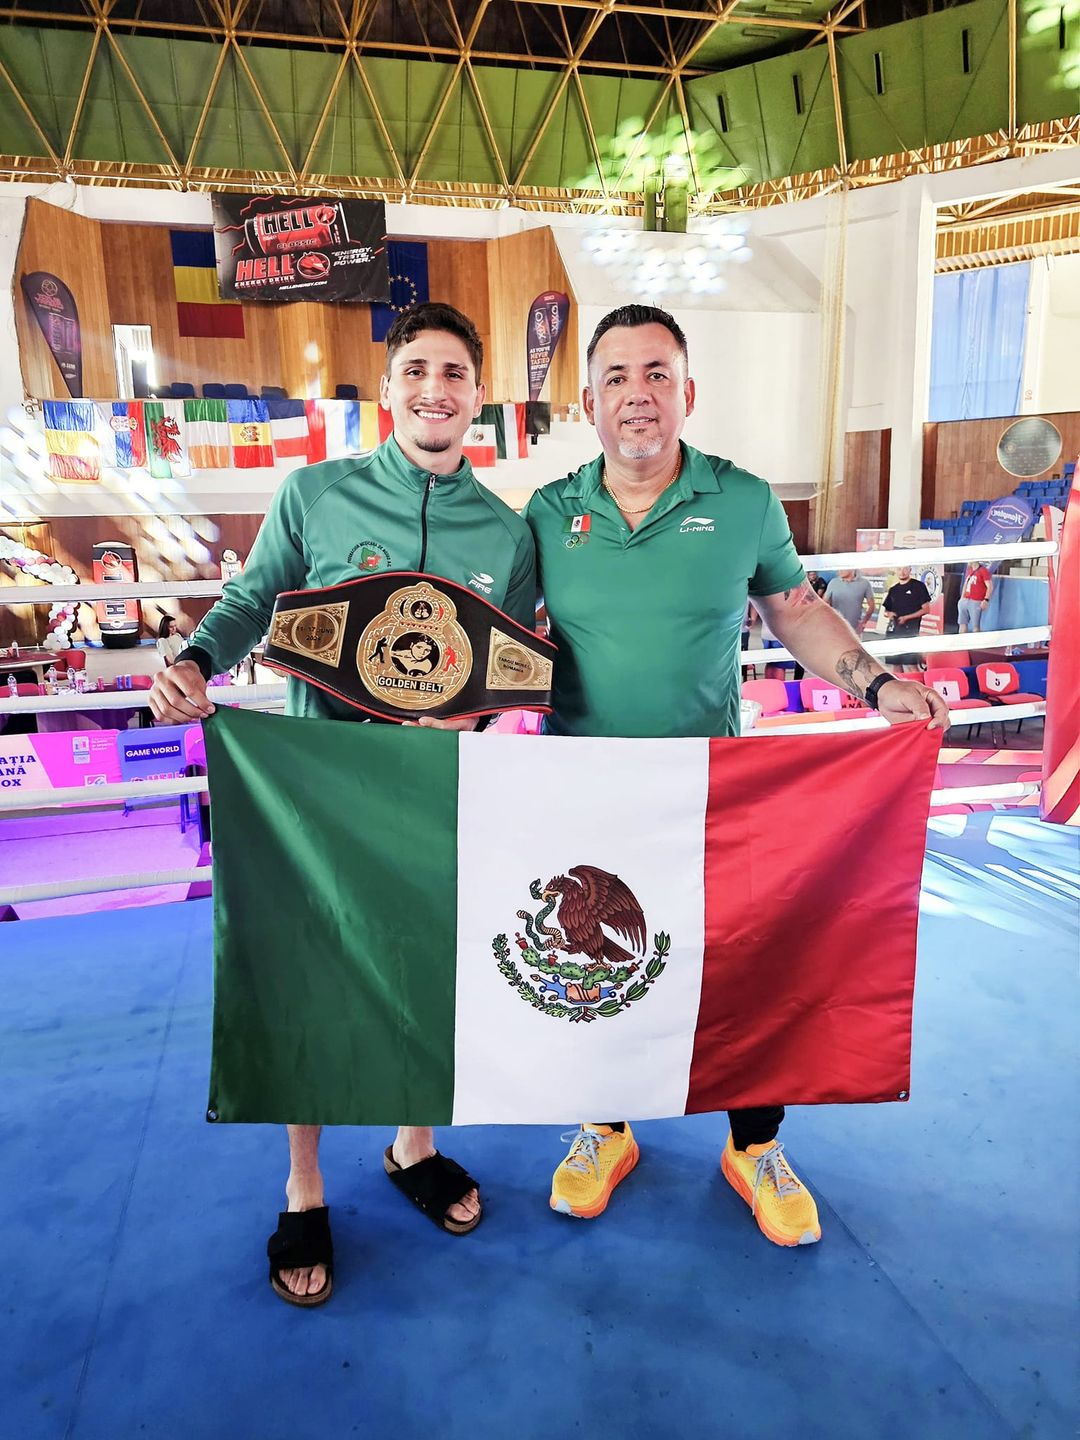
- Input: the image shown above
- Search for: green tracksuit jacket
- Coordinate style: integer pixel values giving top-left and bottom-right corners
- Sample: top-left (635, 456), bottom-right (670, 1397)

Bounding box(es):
top-left (187, 435), bottom-right (537, 720)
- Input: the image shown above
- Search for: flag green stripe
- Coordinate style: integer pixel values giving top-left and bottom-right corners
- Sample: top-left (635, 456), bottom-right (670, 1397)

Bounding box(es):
top-left (205, 706), bottom-right (459, 1125)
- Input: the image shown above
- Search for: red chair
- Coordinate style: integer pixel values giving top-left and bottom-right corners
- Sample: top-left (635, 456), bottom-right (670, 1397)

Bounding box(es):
top-left (924, 667), bottom-right (991, 741)
top-left (740, 679), bottom-right (790, 716)
top-left (798, 678), bottom-right (872, 717)
top-left (57, 648), bottom-right (87, 672)
top-left (975, 663), bottom-right (1042, 734)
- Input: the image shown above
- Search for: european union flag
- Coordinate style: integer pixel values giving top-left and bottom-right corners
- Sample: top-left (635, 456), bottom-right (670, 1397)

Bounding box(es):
top-left (370, 242), bottom-right (429, 343)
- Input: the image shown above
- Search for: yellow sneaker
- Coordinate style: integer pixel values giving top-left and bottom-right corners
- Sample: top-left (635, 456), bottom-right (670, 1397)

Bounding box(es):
top-left (550, 1123), bottom-right (640, 1219)
top-left (720, 1133), bottom-right (821, 1246)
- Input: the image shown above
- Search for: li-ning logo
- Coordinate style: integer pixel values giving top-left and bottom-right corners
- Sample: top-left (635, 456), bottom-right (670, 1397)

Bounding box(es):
top-left (469, 571), bottom-right (494, 594)
top-left (680, 515), bottom-right (715, 533)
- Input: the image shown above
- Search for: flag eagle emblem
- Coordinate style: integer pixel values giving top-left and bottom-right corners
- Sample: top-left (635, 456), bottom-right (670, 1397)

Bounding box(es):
top-left (493, 865), bottom-right (671, 1022)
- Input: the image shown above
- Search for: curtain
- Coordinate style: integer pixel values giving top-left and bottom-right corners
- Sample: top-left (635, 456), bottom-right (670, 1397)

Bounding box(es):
top-left (928, 262), bottom-right (1030, 421)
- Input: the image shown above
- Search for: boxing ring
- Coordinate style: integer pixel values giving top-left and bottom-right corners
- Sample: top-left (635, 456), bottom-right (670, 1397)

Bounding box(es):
top-left (1, 540), bottom-right (1077, 1440)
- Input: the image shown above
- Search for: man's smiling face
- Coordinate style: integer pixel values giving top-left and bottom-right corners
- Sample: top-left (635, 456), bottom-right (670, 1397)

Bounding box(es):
top-left (583, 322), bottom-right (695, 463)
top-left (380, 329), bottom-right (485, 466)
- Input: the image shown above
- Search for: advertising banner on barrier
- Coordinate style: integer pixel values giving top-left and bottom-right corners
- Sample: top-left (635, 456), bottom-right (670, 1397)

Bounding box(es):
top-left (527, 291), bottom-right (570, 401)
top-left (118, 725), bottom-right (194, 784)
top-left (212, 195), bottom-right (390, 303)
top-left (20, 271), bottom-right (82, 396)
top-left (0, 730), bottom-right (121, 792)
top-left (856, 529), bottom-right (945, 636)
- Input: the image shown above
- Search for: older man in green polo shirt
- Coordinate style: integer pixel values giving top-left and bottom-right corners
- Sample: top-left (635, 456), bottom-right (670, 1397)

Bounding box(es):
top-left (523, 303), bottom-right (948, 1248)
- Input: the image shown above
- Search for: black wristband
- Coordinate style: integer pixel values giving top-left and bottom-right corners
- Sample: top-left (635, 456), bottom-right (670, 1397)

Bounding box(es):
top-left (864, 673), bottom-right (897, 711)
top-left (176, 645), bottom-right (215, 682)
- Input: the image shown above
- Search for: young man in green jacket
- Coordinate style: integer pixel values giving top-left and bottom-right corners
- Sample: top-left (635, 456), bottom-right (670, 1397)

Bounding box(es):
top-left (523, 304), bottom-right (948, 1247)
top-left (150, 303), bottom-right (535, 1305)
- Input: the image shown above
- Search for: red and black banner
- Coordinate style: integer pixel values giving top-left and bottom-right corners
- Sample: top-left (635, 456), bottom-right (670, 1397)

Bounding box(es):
top-left (21, 272), bottom-right (82, 396)
top-left (211, 195), bottom-right (390, 304)
top-left (527, 291), bottom-right (570, 402)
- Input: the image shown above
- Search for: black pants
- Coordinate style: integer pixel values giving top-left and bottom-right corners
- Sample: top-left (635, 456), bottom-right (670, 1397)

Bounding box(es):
top-left (728, 1105), bottom-right (785, 1151)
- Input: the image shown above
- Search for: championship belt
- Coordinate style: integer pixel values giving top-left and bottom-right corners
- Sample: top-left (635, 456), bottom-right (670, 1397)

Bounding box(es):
top-left (263, 572), bottom-right (556, 722)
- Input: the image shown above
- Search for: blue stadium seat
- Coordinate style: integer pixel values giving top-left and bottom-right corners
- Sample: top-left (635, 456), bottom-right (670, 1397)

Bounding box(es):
top-left (261, 386), bottom-right (288, 400)
top-left (170, 382), bottom-right (196, 399)
top-left (202, 383), bottom-right (226, 399)
top-left (223, 383), bottom-right (249, 400)
top-left (335, 384), bottom-right (359, 401)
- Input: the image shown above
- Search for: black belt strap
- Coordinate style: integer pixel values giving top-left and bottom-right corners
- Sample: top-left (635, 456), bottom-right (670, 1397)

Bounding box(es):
top-left (263, 572), bottom-right (555, 722)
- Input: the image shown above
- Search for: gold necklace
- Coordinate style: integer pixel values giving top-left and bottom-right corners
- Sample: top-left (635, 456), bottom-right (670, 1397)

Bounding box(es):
top-left (602, 453), bottom-right (683, 515)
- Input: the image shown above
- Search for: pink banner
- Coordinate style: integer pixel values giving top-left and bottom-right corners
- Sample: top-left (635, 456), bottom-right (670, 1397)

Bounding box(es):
top-left (0, 730), bottom-right (122, 792)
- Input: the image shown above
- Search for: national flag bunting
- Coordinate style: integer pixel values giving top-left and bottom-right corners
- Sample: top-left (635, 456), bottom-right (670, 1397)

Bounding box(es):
top-left (499, 403), bottom-right (528, 459)
top-left (43, 400), bottom-right (100, 482)
top-left (462, 415), bottom-right (497, 468)
top-left (183, 398), bottom-right (230, 469)
top-left (205, 710), bottom-right (941, 1126)
top-left (227, 398), bottom-right (273, 468)
top-left (100, 402), bottom-right (148, 469)
top-left (266, 399), bottom-right (309, 459)
top-left (143, 400), bottom-right (190, 479)
top-left (303, 400), bottom-right (381, 465)
top-left (170, 230), bottom-right (245, 340)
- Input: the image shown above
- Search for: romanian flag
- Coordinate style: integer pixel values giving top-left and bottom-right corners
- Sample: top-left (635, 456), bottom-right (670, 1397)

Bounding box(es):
top-left (184, 398), bottom-right (230, 469)
top-left (228, 399), bottom-right (273, 468)
top-left (43, 400), bottom-right (100, 482)
top-left (205, 710), bottom-right (940, 1126)
top-left (100, 402), bottom-right (147, 469)
top-left (171, 231), bottom-right (245, 341)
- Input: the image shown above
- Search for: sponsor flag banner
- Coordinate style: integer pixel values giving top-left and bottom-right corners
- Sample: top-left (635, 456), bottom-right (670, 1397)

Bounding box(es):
top-left (370, 241), bottom-right (429, 342)
top-left (227, 398), bottom-right (273, 468)
top-left (205, 711), bottom-right (940, 1126)
top-left (267, 398), bottom-right (309, 459)
top-left (43, 400), bottom-right (100, 481)
top-left (527, 290), bottom-right (570, 402)
top-left (184, 398), bottom-right (230, 469)
top-left (968, 494), bottom-right (1036, 563)
top-left (144, 400), bottom-right (190, 479)
top-left (462, 419), bottom-right (497, 468)
top-left (101, 401), bottom-right (148, 469)
top-left (170, 231), bottom-right (245, 340)
top-left (21, 271), bottom-right (82, 396)
top-left (212, 195), bottom-right (390, 303)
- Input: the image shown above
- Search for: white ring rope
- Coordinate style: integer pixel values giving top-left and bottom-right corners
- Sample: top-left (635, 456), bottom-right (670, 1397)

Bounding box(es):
top-left (0, 682), bottom-right (287, 715)
top-left (0, 580), bottom-right (226, 605)
top-left (739, 626), bottom-right (1050, 666)
top-left (744, 701), bottom-right (1046, 734)
top-left (1, 869), bottom-right (212, 905)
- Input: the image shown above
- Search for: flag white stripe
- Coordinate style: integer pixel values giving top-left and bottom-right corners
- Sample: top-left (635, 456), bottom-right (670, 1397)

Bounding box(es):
top-left (452, 734), bottom-right (708, 1124)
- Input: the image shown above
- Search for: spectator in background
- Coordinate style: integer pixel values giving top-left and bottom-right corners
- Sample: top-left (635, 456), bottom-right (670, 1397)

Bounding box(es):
top-left (156, 615), bottom-right (187, 667)
top-left (883, 566), bottom-right (931, 671)
top-left (806, 570), bottom-right (828, 599)
top-left (958, 563), bottom-right (993, 633)
top-left (824, 569), bottom-right (875, 633)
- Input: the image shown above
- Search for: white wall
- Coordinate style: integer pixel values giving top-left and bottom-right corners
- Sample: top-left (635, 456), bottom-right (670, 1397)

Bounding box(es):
top-left (1024, 251), bottom-right (1080, 416)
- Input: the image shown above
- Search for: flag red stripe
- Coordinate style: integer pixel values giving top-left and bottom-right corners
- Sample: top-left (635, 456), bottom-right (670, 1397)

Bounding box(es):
top-left (686, 724), bottom-right (941, 1113)
top-left (176, 302), bottom-right (246, 340)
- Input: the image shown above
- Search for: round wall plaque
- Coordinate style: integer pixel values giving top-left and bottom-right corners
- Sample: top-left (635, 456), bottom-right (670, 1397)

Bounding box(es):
top-left (996, 417), bottom-right (1063, 478)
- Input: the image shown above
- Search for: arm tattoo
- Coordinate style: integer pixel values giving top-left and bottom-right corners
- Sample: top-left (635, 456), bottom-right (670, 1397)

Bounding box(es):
top-left (780, 580), bottom-right (819, 609)
top-left (836, 648), bottom-right (880, 699)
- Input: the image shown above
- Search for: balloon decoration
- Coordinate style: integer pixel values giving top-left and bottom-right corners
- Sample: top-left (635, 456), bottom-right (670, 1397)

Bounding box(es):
top-left (0, 532), bottom-right (80, 650)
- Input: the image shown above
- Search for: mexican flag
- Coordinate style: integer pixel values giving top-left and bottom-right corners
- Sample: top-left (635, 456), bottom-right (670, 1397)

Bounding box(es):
top-left (205, 709), bottom-right (940, 1127)
top-left (462, 418), bottom-right (498, 468)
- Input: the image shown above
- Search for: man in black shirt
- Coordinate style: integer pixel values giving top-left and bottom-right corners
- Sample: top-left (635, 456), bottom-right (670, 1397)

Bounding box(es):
top-left (883, 566), bottom-right (932, 670)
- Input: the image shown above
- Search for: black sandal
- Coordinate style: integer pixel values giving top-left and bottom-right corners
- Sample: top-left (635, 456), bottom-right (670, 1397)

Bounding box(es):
top-left (267, 1206), bottom-right (334, 1307)
top-left (383, 1147), bottom-right (483, 1235)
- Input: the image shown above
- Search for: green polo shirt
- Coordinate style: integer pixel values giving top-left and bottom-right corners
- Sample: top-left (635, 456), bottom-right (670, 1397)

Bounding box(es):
top-left (522, 443), bottom-right (804, 738)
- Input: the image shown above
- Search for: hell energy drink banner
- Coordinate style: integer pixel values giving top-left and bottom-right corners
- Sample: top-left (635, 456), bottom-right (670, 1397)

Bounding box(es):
top-left (527, 291), bottom-right (570, 402)
top-left (92, 541), bottom-right (140, 649)
top-left (20, 272), bottom-right (82, 396)
top-left (212, 195), bottom-right (390, 303)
